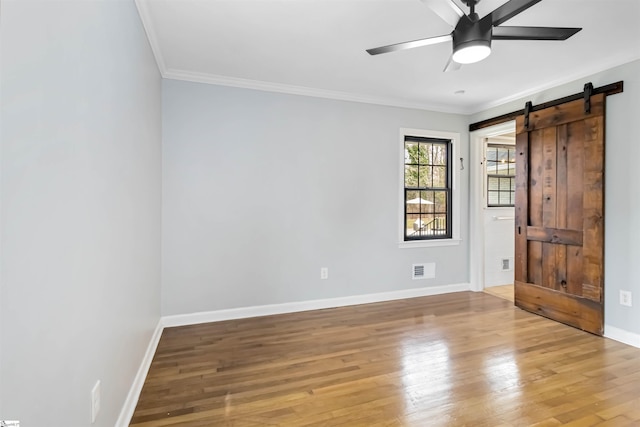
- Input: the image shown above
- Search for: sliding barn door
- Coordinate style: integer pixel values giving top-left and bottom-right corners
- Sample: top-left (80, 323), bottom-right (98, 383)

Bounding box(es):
top-left (514, 93), bottom-right (605, 335)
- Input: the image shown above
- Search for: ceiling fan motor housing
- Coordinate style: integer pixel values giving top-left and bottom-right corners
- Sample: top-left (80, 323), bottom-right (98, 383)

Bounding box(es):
top-left (452, 13), bottom-right (492, 57)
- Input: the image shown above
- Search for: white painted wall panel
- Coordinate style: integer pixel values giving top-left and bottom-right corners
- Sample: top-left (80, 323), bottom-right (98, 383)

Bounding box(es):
top-left (0, 1), bottom-right (162, 424)
top-left (161, 80), bottom-right (470, 316)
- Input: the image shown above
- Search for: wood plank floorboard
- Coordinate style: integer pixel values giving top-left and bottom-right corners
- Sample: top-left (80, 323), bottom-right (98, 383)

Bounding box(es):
top-left (484, 284), bottom-right (515, 302)
top-left (130, 292), bottom-right (640, 426)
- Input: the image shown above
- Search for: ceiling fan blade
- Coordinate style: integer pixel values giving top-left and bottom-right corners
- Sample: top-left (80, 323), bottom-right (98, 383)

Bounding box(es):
top-left (443, 55), bottom-right (462, 72)
top-left (419, 0), bottom-right (464, 28)
top-left (493, 26), bottom-right (582, 41)
top-left (490, 0), bottom-right (543, 27)
top-left (366, 34), bottom-right (452, 55)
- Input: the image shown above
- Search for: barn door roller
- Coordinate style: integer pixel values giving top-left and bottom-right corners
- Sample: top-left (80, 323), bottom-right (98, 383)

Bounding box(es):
top-left (584, 82), bottom-right (594, 114)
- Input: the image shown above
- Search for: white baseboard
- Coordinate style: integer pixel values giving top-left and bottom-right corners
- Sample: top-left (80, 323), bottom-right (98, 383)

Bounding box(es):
top-left (115, 319), bottom-right (164, 427)
top-left (162, 283), bottom-right (471, 328)
top-left (604, 324), bottom-right (640, 348)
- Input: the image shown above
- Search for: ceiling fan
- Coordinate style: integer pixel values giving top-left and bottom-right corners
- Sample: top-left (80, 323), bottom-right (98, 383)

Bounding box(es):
top-left (366, 0), bottom-right (582, 71)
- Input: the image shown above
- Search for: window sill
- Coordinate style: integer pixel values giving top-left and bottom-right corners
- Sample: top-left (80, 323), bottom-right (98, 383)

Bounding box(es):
top-left (398, 238), bottom-right (462, 249)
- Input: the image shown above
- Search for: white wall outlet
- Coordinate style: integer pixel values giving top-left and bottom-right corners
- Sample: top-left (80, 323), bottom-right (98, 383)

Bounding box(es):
top-left (320, 267), bottom-right (328, 280)
top-left (620, 290), bottom-right (632, 307)
top-left (91, 380), bottom-right (101, 423)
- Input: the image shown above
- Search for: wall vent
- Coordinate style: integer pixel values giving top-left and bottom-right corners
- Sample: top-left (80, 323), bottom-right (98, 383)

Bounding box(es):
top-left (501, 258), bottom-right (513, 271)
top-left (412, 263), bottom-right (435, 280)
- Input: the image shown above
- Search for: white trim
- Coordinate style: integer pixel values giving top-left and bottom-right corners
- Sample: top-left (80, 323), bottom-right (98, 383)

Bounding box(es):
top-left (398, 128), bottom-right (461, 249)
top-left (115, 320), bottom-right (164, 427)
top-left (398, 238), bottom-right (461, 249)
top-left (469, 121), bottom-right (516, 291)
top-left (604, 325), bottom-right (640, 349)
top-left (134, 0), bottom-right (168, 75)
top-left (163, 69), bottom-right (463, 114)
top-left (469, 54), bottom-right (640, 114)
top-left (162, 283), bottom-right (471, 328)
top-left (128, 3), bottom-right (640, 116)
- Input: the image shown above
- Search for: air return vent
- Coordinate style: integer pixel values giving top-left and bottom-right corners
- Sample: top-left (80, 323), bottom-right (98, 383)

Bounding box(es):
top-left (412, 263), bottom-right (435, 280)
top-left (501, 258), bottom-right (513, 271)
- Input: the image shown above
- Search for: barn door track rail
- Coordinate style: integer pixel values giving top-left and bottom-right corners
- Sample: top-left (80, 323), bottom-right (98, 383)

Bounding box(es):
top-left (470, 81), bottom-right (623, 132)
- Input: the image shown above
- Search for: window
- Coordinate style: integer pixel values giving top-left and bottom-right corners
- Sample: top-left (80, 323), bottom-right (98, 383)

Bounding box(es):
top-left (486, 144), bottom-right (515, 207)
top-left (399, 128), bottom-right (460, 248)
top-left (403, 136), bottom-right (452, 241)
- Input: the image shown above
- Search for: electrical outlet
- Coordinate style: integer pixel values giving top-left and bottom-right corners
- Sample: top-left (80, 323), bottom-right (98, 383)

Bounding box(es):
top-left (91, 380), bottom-right (101, 423)
top-left (320, 267), bottom-right (328, 280)
top-left (620, 290), bottom-right (632, 307)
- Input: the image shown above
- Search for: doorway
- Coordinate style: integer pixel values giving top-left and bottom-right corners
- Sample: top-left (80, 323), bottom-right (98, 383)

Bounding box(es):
top-left (470, 121), bottom-right (516, 301)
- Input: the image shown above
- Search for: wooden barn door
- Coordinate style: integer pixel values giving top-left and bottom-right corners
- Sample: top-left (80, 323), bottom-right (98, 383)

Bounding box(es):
top-left (514, 93), bottom-right (605, 335)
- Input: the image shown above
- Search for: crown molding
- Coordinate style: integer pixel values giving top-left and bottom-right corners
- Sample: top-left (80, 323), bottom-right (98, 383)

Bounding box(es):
top-left (469, 54), bottom-right (640, 115)
top-left (163, 68), bottom-right (466, 114)
top-left (135, 0), bottom-right (639, 117)
top-left (135, 0), bottom-right (168, 75)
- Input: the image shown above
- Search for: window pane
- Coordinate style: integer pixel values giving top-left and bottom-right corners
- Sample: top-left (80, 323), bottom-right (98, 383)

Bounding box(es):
top-left (500, 177), bottom-right (511, 190)
top-left (486, 147), bottom-right (497, 162)
top-left (405, 143), bottom-right (418, 164)
top-left (432, 166), bottom-right (447, 188)
top-left (433, 191), bottom-right (447, 213)
top-left (486, 161), bottom-right (497, 175)
top-left (405, 165), bottom-right (419, 187)
top-left (488, 191), bottom-right (499, 205)
top-left (432, 144), bottom-right (447, 166)
top-left (488, 176), bottom-right (499, 190)
top-left (419, 166), bottom-right (432, 188)
top-left (499, 191), bottom-right (509, 205)
top-left (419, 191), bottom-right (435, 213)
top-left (496, 161), bottom-right (510, 175)
top-left (406, 213), bottom-right (420, 237)
top-left (419, 143), bottom-right (431, 164)
top-left (406, 190), bottom-right (420, 214)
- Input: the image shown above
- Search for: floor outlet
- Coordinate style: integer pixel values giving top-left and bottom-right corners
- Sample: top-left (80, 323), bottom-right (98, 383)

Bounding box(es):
top-left (91, 380), bottom-right (101, 423)
top-left (620, 290), bottom-right (632, 307)
top-left (320, 267), bottom-right (328, 280)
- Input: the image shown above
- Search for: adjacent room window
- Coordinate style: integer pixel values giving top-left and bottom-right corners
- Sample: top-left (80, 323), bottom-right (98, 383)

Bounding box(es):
top-left (486, 144), bottom-right (515, 207)
top-left (403, 136), bottom-right (452, 241)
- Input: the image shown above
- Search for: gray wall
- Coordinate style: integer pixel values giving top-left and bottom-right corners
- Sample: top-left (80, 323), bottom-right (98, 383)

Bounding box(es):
top-left (162, 80), bottom-right (470, 316)
top-left (471, 59), bottom-right (640, 335)
top-left (1, 0), bottom-right (162, 425)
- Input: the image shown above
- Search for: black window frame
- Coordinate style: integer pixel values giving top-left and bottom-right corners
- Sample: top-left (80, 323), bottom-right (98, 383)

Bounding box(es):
top-left (486, 144), bottom-right (516, 208)
top-left (403, 136), bottom-right (453, 241)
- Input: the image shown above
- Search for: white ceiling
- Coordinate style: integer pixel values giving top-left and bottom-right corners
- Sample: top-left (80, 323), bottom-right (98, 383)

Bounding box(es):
top-left (136, 0), bottom-right (640, 114)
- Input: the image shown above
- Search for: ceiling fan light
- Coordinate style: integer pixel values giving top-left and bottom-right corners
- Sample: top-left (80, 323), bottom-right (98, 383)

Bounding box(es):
top-left (452, 43), bottom-right (491, 64)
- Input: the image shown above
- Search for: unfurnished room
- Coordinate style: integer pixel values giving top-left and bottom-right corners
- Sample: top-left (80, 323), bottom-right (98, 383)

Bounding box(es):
top-left (1, 0), bottom-right (640, 426)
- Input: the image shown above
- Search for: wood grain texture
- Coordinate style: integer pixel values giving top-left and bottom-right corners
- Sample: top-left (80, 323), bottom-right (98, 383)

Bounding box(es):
top-left (526, 227), bottom-right (582, 246)
top-left (130, 292), bottom-right (640, 426)
top-left (515, 94), bottom-right (605, 335)
top-left (515, 281), bottom-right (602, 335)
top-left (514, 127), bottom-right (529, 287)
top-left (515, 97), bottom-right (605, 133)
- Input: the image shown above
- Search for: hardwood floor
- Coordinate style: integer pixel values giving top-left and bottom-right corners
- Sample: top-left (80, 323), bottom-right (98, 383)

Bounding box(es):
top-left (130, 292), bottom-right (640, 426)
top-left (484, 284), bottom-right (515, 302)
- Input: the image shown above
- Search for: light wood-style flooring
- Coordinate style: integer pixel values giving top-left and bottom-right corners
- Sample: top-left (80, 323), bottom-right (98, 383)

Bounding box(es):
top-left (130, 292), bottom-right (640, 426)
top-left (484, 284), bottom-right (515, 302)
